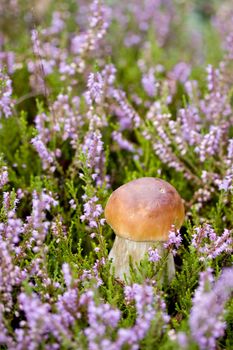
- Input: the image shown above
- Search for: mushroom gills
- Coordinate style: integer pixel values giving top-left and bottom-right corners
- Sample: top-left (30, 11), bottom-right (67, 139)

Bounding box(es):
top-left (109, 236), bottom-right (175, 281)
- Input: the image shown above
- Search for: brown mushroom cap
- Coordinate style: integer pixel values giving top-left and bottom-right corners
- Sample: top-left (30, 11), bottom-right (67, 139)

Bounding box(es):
top-left (104, 177), bottom-right (185, 242)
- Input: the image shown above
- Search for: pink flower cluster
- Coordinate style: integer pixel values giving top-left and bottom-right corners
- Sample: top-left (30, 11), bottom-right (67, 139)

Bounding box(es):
top-left (80, 195), bottom-right (105, 229)
top-left (0, 71), bottom-right (14, 118)
top-left (191, 224), bottom-right (232, 261)
top-left (189, 268), bottom-right (233, 350)
top-left (164, 226), bottom-right (182, 255)
top-left (0, 166), bottom-right (8, 188)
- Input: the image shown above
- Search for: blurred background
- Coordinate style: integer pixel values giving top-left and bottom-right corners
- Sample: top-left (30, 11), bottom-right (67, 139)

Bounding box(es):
top-left (1, 0), bottom-right (232, 66)
top-left (1, 0), bottom-right (233, 124)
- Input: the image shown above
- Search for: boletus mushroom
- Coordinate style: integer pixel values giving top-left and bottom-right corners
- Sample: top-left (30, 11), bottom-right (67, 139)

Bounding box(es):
top-left (104, 177), bottom-right (185, 280)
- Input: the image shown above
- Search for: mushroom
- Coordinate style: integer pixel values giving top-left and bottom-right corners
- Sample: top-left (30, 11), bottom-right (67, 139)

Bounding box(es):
top-left (104, 177), bottom-right (185, 280)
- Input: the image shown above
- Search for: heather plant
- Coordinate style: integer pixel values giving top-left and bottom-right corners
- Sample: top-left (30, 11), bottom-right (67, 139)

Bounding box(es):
top-left (0, 0), bottom-right (233, 349)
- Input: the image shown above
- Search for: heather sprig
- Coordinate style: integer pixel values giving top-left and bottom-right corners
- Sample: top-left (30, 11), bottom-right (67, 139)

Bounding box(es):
top-left (191, 223), bottom-right (233, 261)
top-left (148, 247), bottom-right (161, 263)
top-left (0, 165), bottom-right (8, 189)
top-left (0, 70), bottom-right (15, 118)
top-left (164, 226), bottom-right (183, 256)
top-left (189, 267), bottom-right (233, 350)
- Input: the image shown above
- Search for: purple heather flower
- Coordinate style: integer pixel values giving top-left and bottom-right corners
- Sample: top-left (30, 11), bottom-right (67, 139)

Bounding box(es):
top-left (0, 208), bottom-right (23, 250)
top-left (116, 283), bottom-right (169, 348)
top-left (2, 191), bottom-right (11, 211)
top-left (124, 33), bottom-right (141, 47)
top-left (80, 195), bottom-right (104, 229)
top-left (4, 191), bottom-right (19, 213)
top-left (51, 216), bottom-right (66, 238)
top-left (113, 0), bottom-right (173, 47)
top-left (178, 106), bottom-right (201, 145)
top-left (141, 69), bottom-right (158, 97)
top-left (148, 247), bottom-right (161, 262)
top-left (195, 126), bottom-right (222, 162)
top-left (168, 62), bottom-right (191, 83)
top-left (59, 61), bottom-right (76, 77)
top-left (62, 263), bottom-right (72, 289)
top-left (15, 292), bottom-right (51, 350)
top-left (227, 139), bottom-right (233, 161)
top-left (82, 130), bottom-right (108, 186)
top-left (153, 140), bottom-right (192, 179)
top-left (0, 70), bottom-right (14, 118)
top-left (89, 0), bottom-right (110, 36)
top-left (69, 199), bottom-right (77, 210)
top-left (0, 51), bottom-right (15, 74)
top-left (225, 33), bottom-right (233, 59)
top-left (41, 11), bottom-right (65, 36)
top-left (80, 282), bottom-right (169, 350)
top-left (34, 112), bottom-right (50, 143)
top-left (80, 258), bottom-right (105, 290)
top-left (111, 89), bottom-right (141, 128)
top-left (53, 288), bottom-right (80, 335)
top-left (184, 80), bottom-right (199, 101)
top-left (85, 72), bottom-right (104, 105)
top-left (192, 224), bottom-right (232, 260)
top-left (84, 297), bottom-right (121, 337)
top-left (31, 29), bottom-right (43, 59)
top-left (112, 131), bottom-right (136, 152)
top-left (31, 136), bottom-right (56, 172)
top-left (218, 173), bottom-right (233, 192)
top-left (164, 226), bottom-right (182, 255)
top-left (190, 267), bottom-right (233, 350)
top-left (178, 332), bottom-right (189, 348)
top-left (124, 283), bottom-right (154, 315)
top-left (82, 131), bottom-right (103, 169)
top-left (213, 4), bottom-right (233, 49)
top-left (28, 27), bottom-right (62, 92)
top-left (0, 166), bottom-right (8, 188)
top-left (200, 65), bottom-right (231, 123)
top-left (206, 64), bottom-right (219, 92)
top-left (49, 94), bottom-right (82, 144)
top-left (70, 0), bottom-right (110, 73)
top-left (0, 240), bottom-right (25, 313)
top-left (71, 33), bottom-right (87, 55)
top-left (102, 64), bottom-right (116, 86)
top-left (78, 290), bottom-right (121, 349)
top-left (23, 190), bottom-right (58, 252)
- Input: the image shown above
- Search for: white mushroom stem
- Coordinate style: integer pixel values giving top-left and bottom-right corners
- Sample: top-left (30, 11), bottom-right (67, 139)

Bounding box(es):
top-left (109, 236), bottom-right (175, 281)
